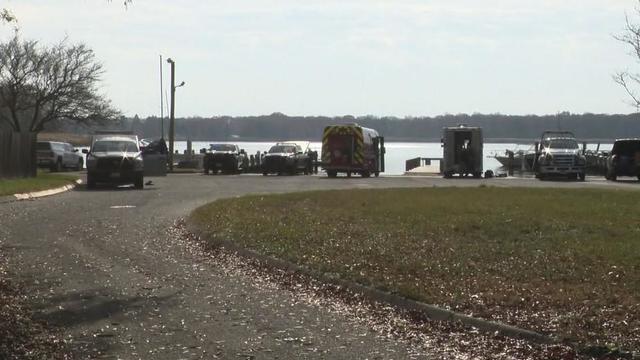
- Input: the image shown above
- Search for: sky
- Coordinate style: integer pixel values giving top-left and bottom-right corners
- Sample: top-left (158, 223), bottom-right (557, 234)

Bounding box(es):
top-left (1, 0), bottom-right (639, 118)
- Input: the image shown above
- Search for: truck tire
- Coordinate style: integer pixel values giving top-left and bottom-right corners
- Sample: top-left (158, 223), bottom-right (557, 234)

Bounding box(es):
top-left (86, 174), bottom-right (96, 189)
top-left (361, 171), bottom-right (370, 178)
top-left (51, 158), bottom-right (62, 172)
top-left (134, 174), bottom-right (144, 189)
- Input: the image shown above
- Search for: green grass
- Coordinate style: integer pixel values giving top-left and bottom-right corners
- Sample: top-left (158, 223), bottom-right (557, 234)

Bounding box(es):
top-left (190, 187), bottom-right (640, 350)
top-left (0, 172), bottom-right (79, 196)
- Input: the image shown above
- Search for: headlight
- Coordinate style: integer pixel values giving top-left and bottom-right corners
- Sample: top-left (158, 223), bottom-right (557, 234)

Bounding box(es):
top-left (133, 153), bottom-right (144, 170)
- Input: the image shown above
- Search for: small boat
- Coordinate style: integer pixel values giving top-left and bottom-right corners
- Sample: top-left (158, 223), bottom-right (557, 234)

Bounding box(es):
top-left (493, 146), bottom-right (536, 171)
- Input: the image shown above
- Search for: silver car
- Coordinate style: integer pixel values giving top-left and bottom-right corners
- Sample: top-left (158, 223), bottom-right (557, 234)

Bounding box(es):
top-left (36, 141), bottom-right (84, 172)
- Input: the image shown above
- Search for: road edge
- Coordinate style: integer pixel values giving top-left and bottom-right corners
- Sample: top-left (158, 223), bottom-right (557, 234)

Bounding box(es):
top-left (185, 219), bottom-right (557, 345)
top-left (0, 179), bottom-right (81, 204)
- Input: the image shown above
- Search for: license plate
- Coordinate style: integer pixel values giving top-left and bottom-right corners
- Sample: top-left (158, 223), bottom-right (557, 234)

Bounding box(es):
top-left (110, 172), bottom-right (120, 178)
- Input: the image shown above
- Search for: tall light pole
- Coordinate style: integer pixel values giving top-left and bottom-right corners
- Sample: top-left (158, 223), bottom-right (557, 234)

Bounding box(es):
top-left (166, 57), bottom-right (185, 172)
top-left (159, 55), bottom-right (164, 139)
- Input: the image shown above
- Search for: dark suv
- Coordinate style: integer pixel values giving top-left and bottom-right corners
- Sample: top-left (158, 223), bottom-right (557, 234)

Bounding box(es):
top-left (84, 135), bottom-right (144, 189)
top-left (262, 142), bottom-right (310, 176)
top-left (203, 144), bottom-right (246, 174)
top-left (604, 139), bottom-right (640, 181)
top-left (37, 141), bottom-right (84, 172)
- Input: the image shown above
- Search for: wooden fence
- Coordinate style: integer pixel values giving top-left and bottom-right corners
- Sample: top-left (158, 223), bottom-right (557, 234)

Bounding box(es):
top-left (0, 131), bottom-right (37, 178)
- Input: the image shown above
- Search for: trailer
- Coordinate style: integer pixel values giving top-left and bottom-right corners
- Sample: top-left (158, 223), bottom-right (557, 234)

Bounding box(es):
top-left (441, 125), bottom-right (483, 178)
top-left (321, 124), bottom-right (385, 178)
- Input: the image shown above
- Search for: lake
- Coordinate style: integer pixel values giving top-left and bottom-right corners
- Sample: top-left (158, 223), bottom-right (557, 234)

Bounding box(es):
top-left (173, 141), bottom-right (529, 175)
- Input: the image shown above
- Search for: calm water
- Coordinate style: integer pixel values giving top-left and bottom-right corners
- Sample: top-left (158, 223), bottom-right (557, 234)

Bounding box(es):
top-left (173, 141), bottom-right (527, 175)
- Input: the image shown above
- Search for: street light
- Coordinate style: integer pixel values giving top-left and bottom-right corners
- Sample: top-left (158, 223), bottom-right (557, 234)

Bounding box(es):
top-left (166, 58), bottom-right (185, 172)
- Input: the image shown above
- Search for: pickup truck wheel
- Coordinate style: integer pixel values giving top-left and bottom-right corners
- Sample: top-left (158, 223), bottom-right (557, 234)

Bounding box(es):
top-left (86, 174), bottom-right (96, 189)
top-left (134, 175), bottom-right (144, 189)
top-left (51, 158), bottom-right (62, 172)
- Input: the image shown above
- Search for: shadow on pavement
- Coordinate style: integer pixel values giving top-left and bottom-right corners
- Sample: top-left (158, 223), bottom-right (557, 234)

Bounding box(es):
top-left (32, 288), bottom-right (175, 328)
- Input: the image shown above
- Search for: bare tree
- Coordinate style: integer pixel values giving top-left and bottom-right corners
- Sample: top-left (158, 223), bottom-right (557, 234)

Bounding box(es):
top-left (1, 9), bottom-right (16, 24)
top-left (615, 3), bottom-right (640, 110)
top-left (0, 33), bottom-right (119, 133)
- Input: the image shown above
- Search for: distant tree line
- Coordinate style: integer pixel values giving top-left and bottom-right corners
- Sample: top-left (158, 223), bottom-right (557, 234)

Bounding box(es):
top-left (44, 111), bottom-right (640, 142)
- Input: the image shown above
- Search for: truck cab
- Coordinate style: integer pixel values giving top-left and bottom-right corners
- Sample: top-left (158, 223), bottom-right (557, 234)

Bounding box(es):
top-left (534, 131), bottom-right (586, 181)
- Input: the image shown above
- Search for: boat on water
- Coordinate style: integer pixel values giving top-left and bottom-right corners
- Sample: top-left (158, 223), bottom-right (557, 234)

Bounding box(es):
top-left (492, 146), bottom-right (536, 171)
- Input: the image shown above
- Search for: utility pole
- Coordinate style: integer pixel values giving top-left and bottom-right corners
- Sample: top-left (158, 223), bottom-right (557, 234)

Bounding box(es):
top-left (166, 58), bottom-right (185, 172)
top-left (167, 58), bottom-right (175, 171)
top-left (160, 55), bottom-right (164, 139)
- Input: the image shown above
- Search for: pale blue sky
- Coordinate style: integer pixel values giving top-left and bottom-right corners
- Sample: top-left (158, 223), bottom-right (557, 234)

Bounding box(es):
top-left (1, 0), bottom-right (639, 117)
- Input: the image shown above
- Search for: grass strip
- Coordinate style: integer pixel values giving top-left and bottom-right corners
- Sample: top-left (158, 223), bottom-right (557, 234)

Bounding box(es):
top-left (0, 173), bottom-right (79, 197)
top-left (190, 187), bottom-right (640, 352)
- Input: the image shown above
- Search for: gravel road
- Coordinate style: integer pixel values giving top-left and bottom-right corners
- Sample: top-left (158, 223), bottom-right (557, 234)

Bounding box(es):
top-left (0, 174), bottom-right (636, 359)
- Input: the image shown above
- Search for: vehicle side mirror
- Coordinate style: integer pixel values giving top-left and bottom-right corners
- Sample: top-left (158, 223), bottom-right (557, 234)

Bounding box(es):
top-left (82, 149), bottom-right (89, 154)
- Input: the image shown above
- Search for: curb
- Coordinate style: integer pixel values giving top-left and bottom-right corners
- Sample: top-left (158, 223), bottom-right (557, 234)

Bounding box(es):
top-left (0, 179), bottom-right (81, 204)
top-left (186, 221), bottom-right (556, 345)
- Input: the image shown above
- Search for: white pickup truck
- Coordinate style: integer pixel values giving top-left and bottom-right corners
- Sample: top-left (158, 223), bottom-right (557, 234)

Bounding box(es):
top-left (534, 131), bottom-right (586, 181)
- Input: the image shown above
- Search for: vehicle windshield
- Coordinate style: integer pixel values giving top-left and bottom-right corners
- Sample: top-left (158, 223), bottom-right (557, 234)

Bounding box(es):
top-left (92, 140), bottom-right (139, 152)
top-left (210, 144), bottom-right (236, 152)
top-left (269, 145), bottom-right (296, 153)
top-left (548, 139), bottom-right (578, 149)
top-left (36, 142), bottom-right (52, 150)
top-left (612, 140), bottom-right (640, 155)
